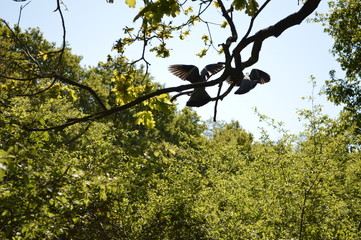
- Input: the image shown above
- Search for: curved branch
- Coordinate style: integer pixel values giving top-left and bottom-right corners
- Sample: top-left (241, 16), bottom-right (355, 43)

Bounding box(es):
top-left (243, 40), bottom-right (263, 68)
top-left (241, 0), bottom-right (271, 41)
top-left (53, 73), bottom-right (108, 111)
top-left (217, 0), bottom-right (237, 64)
top-left (17, 79), bottom-right (56, 97)
top-left (217, 0), bottom-right (237, 42)
top-left (2, 20), bottom-right (42, 70)
top-left (170, 90), bottom-right (192, 102)
top-left (54, 0), bottom-right (67, 70)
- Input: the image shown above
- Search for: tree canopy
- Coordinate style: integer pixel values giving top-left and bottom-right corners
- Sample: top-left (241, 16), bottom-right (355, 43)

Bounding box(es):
top-left (1, 0), bottom-right (361, 239)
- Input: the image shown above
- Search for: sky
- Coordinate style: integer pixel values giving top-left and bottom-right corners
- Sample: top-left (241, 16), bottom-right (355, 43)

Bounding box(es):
top-left (1, 0), bottom-right (343, 140)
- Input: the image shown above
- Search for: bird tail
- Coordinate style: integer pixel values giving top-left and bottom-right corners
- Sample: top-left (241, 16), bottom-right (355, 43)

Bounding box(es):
top-left (186, 88), bottom-right (211, 107)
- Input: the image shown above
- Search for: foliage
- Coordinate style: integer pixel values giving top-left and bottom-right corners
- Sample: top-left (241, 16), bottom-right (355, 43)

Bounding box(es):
top-left (315, 0), bottom-right (361, 133)
top-left (2, 79), bottom-right (360, 239)
top-left (319, 0), bottom-right (361, 79)
top-left (1, 1), bottom-right (360, 239)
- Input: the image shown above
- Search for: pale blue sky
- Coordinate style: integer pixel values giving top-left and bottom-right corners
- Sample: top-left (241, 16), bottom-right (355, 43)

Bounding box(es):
top-left (1, 0), bottom-right (343, 139)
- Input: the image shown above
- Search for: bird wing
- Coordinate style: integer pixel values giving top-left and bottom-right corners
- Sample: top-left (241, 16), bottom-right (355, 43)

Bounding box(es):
top-left (205, 63), bottom-right (224, 75)
top-left (250, 69), bottom-right (271, 84)
top-left (234, 79), bottom-right (258, 94)
top-left (225, 68), bottom-right (244, 85)
top-left (168, 64), bottom-right (200, 83)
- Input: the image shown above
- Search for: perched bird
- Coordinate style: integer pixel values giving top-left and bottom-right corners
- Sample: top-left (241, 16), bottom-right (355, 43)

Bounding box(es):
top-left (234, 69), bottom-right (270, 94)
top-left (168, 64), bottom-right (224, 107)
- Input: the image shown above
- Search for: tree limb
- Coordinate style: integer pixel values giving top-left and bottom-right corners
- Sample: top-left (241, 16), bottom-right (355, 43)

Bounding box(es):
top-left (233, 0), bottom-right (321, 66)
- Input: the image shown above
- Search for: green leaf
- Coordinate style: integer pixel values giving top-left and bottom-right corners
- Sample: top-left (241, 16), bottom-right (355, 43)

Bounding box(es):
top-left (133, 111), bottom-right (156, 128)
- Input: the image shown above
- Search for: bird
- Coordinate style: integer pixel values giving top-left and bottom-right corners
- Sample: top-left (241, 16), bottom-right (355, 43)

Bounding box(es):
top-left (168, 63), bottom-right (224, 107)
top-left (234, 69), bottom-right (270, 94)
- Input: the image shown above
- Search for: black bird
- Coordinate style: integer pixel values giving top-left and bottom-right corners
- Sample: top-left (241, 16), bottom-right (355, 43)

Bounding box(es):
top-left (234, 69), bottom-right (270, 94)
top-left (168, 64), bottom-right (224, 107)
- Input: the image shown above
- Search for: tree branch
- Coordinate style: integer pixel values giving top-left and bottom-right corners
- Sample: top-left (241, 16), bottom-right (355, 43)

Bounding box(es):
top-left (24, 76), bottom-right (229, 131)
top-left (233, 0), bottom-right (321, 66)
top-left (54, 0), bottom-right (67, 70)
top-left (53, 73), bottom-right (108, 111)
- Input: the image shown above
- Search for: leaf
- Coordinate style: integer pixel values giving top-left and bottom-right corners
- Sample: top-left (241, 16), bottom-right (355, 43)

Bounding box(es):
top-left (232, 0), bottom-right (259, 16)
top-left (133, 111), bottom-right (156, 129)
top-left (125, 0), bottom-right (136, 8)
top-left (196, 48), bottom-right (208, 58)
top-left (232, 0), bottom-right (246, 11)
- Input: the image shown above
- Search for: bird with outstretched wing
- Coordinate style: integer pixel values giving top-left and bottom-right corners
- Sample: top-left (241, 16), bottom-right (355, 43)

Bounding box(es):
top-left (168, 63), bottom-right (224, 107)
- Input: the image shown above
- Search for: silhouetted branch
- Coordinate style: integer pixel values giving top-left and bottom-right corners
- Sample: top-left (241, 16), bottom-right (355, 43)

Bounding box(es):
top-left (2, 20), bottom-right (42, 70)
top-left (241, 0), bottom-right (271, 41)
top-left (16, 79), bottom-right (56, 97)
top-left (170, 90), bottom-right (192, 102)
top-left (233, 0), bottom-right (321, 67)
top-left (17, 0), bottom-right (31, 26)
top-left (54, 0), bottom-right (67, 70)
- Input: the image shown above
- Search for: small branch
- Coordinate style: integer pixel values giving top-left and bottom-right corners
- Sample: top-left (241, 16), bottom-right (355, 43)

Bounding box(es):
top-left (17, 0), bottom-right (32, 26)
top-left (217, 0), bottom-right (237, 65)
top-left (213, 80), bottom-right (224, 122)
top-left (65, 122), bottom-right (92, 144)
top-left (217, 0), bottom-right (237, 42)
top-left (170, 90), bottom-right (192, 102)
top-left (2, 20), bottom-right (42, 70)
top-left (241, 0), bottom-right (271, 41)
top-left (212, 80), bottom-right (236, 101)
top-left (16, 79), bottom-right (56, 97)
top-left (54, 0), bottom-right (67, 70)
top-left (0, 74), bottom-right (39, 81)
top-left (53, 73), bottom-right (108, 111)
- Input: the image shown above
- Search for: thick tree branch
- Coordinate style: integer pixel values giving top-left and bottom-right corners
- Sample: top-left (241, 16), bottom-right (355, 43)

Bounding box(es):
top-left (233, 0), bottom-right (321, 66)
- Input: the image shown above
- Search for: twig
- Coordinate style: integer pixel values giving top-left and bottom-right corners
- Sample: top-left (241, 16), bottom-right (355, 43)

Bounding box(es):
top-left (54, 0), bottom-right (67, 70)
top-left (2, 19), bottom-right (42, 70)
top-left (16, 79), bottom-right (57, 97)
top-left (170, 90), bottom-right (192, 102)
top-left (53, 73), bottom-right (108, 111)
top-left (241, 0), bottom-right (271, 41)
top-left (17, 0), bottom-right (32, 26)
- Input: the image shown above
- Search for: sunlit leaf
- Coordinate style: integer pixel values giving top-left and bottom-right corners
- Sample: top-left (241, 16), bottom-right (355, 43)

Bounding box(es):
top-left (125, 0), bottom-right (136, 8)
